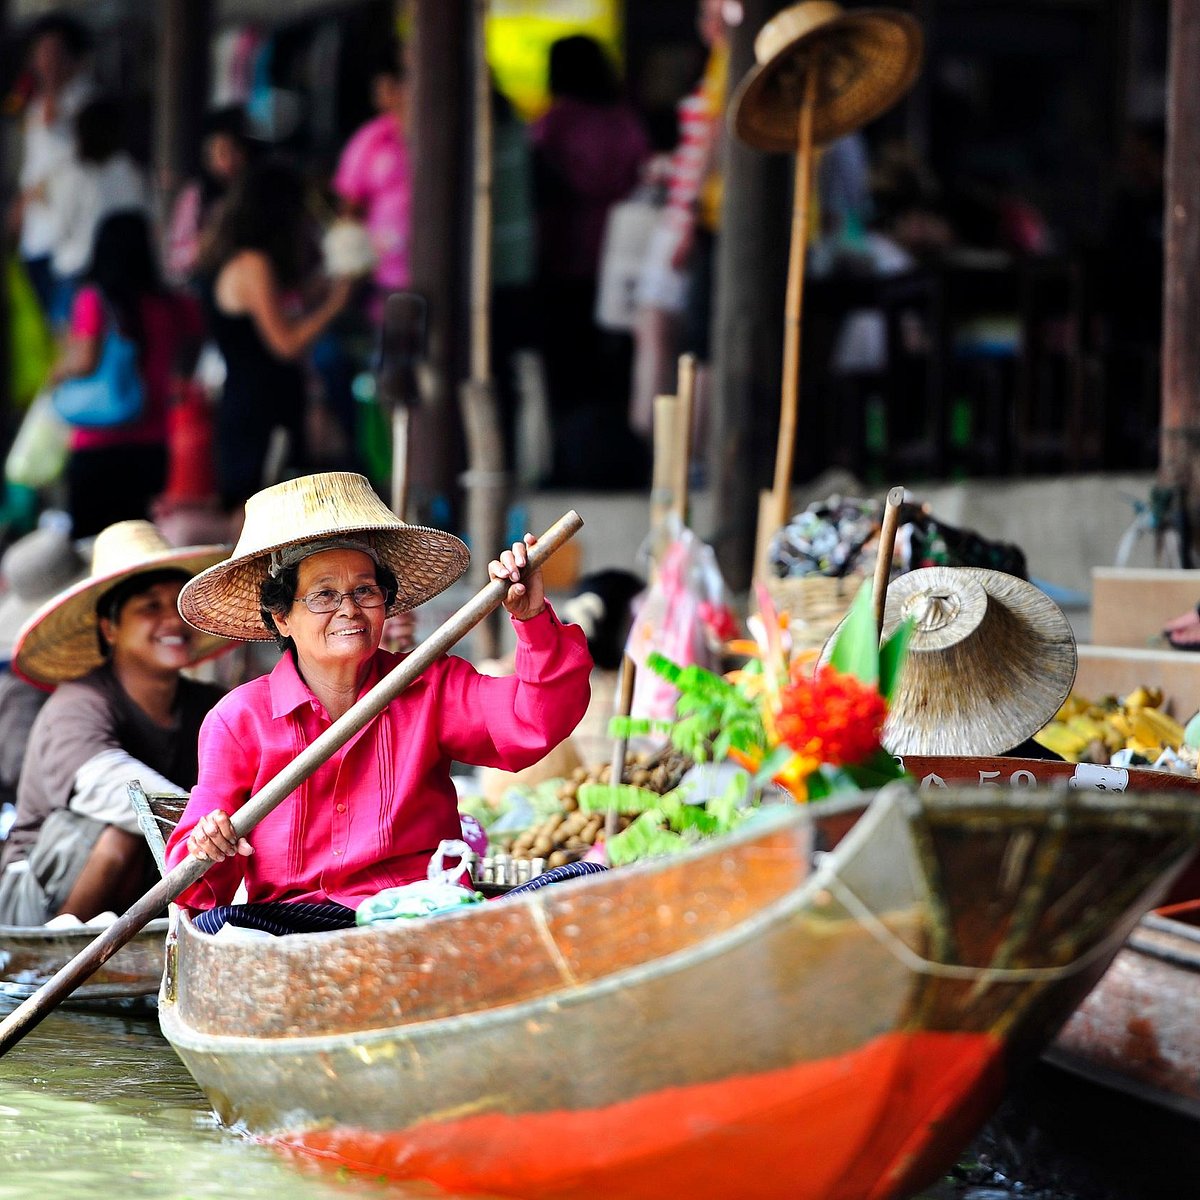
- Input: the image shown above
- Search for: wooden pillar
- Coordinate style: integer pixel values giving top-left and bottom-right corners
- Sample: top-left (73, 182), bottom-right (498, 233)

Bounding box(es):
top-left (0, 0), bottom-right (13, 431)
top-left (407, 0), bottom-right (470, 526)
top-left (1159, 0), bottom-right (1200, 549)
top-left (707, 0), bottom-right (791, 591)
top-left (154, 0), bottom-right (212, 213)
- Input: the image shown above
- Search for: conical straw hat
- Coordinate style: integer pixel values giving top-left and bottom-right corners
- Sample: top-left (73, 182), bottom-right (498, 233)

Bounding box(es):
top-left (0, 526), bottom-right (86, 665)
top-left (179, 472), bottom-right (469, 641)
top-left (14, 521), bottom-right (230, 687)
top-left (730, 1), bottom-right (923, 151)
top-left (878, 566), bottom-right (1077, 756)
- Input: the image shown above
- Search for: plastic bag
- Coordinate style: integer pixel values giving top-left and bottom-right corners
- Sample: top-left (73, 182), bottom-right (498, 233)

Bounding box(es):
top-left (355, 840), bottom-right (484, 926)
top-left (5, 390), bottom-right (70, 490)
top-left (627, 519), bottom-right (737, 723)
top-left (595, 192), bottom-right (661, 332)
top-left (6, 258), bottom-right (55, 411)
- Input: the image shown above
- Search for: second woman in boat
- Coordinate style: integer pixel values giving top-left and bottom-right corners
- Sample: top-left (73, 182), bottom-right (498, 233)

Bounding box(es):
top-left (163, 471), bottom-right (592, 935)
top-left (0, 521), bottom-right (228, 926)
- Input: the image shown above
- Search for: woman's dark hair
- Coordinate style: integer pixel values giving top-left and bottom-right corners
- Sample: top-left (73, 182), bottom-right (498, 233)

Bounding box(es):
top-left (369, 38), bottom-right (405, 84)
top-left (86, 210), bottom-right (165, 345)
top-left (198, 157), bottom-right (314, 290)
top-left (25, 14), bottom-right (92, 61)
top-left (74, 97), bottom-right (124, 164)
top-left (202, 104), bottom-right (249, 144)
top-left (547, 36), bottom-right (620, 105)
top-left (199, 105), bottom-right (252, 203)
top-left (259, 560), bottom-right (400, 652)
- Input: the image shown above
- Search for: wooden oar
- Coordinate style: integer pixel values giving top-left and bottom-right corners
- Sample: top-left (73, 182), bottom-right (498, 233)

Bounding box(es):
top-left (872, 486), bottom-right (905, 641)
top-left (0, 509), bottom-right (584, 1057)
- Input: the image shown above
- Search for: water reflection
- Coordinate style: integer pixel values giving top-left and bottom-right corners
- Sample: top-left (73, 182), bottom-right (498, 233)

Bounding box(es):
top-left (0, 1005), bottom-right (1185, 1200)
top-left (0, 1009), bottom-right (432, 1199)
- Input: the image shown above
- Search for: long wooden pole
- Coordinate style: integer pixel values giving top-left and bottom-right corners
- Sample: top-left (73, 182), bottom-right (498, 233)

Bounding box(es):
top-left (1159, 0), bottom-right (1200, 560)
top-left (872, 486), bottom-right (905, 640)
top-left (672, 353), bottom-right (697, 526)
top-left (605, 654), bottom-right (637, 840)
top-left (768, 66), bottom-right (820, 542)
top-left (0, 510), bottom-right (584, 1057)
top-left (459, 0), bottom-right (508, 660)
top-left (710, 0), bottom-right (790, 592)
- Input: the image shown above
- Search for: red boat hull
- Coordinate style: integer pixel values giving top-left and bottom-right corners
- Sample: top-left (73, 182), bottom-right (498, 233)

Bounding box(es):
top-left (275, 1030), bottom-right (1004, 1200)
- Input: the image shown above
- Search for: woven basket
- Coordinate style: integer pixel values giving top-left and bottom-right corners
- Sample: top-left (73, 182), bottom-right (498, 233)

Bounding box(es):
top-left (763, 572), bottom-right (865, 650)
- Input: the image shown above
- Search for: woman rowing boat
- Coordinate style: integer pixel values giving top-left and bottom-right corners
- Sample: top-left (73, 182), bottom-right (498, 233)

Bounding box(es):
top-left (163, 471), bottom-right (592, 935)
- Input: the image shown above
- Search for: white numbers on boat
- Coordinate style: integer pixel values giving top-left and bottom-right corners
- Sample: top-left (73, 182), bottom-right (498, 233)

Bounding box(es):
top-left (918, 768), bottom-right (1058, 790)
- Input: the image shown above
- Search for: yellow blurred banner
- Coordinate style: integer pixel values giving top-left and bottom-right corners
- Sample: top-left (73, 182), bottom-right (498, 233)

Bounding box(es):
top-left (488, 0), bottom-right (622, 118)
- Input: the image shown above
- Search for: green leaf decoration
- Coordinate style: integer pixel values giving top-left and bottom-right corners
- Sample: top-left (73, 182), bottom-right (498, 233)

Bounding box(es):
top-left (673, 805), bottom-right (721, 838)
top-left (607, 812), bottom-right (688, 866)
top-left (752, 743), bottom-right (797, 788)
top-left (843, 750), bottom-right (907, 790)
top-left (577, 783), bottom-right (663, 815)
top-left (878, 617), bottom-right (912, 702)
top-left (1186, 711), bottom-right (1200, 751)
top-left (828, 580), bottom-right (879, 686)
top-left (607, 715), bottom-right (672, 740)
top-left (707, 776), bottom-right (747, 832)
top-left (806, 764), bottom-right (862, 801)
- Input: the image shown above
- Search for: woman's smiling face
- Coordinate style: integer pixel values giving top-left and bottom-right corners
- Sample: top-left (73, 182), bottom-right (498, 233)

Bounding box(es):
top-left (99, 580), bottom-right (194, 677)
top-left (273, 549), bottom-right (385, 675)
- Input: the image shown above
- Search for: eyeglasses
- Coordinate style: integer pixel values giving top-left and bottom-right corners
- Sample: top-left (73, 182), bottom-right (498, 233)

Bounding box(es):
top-left (293, 585), bottom-right (389, 614)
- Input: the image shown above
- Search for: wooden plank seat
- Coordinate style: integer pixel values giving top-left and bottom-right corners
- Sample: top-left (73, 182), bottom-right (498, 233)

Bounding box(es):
top-left (127, 782), bottom-right (186, 877)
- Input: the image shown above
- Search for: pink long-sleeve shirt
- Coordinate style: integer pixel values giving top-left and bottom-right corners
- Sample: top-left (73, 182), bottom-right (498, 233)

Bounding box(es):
top-left (164, 606), bottom-right (591, 911)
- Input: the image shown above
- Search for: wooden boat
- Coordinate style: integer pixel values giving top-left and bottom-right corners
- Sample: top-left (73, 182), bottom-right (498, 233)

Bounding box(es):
top-left (0, 790), bottom-right (181, 1012)
top-left (155, 782), bottom-right (1200, 1200)
top-left (0, 918), bottom-right (167, 1011)
top-left (904, 756), bottom-right (1200, 1120)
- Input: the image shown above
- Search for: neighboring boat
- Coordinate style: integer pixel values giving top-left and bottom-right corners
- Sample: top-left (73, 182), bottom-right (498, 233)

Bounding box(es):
top-left (155, 783), bottom-right (1200, 1200)
top-left (1048, 898), bottom-right (1200, 1120)
top-left (904, 755), bottom-right (1200, 1121)
top-left (0, 789), bottom-right (182, 1013)
top-left (0, 918), bottom-right (167, 1011)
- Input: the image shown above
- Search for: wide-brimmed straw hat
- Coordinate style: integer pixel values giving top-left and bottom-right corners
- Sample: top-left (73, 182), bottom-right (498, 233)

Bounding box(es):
top-left (179, 472), bottom-right (469, 641)
top-left (878, 565), bottom-right (1077, 756)
top-left (13, 521), bottom-right (230, 687)
top-left (730, 1), bottom-right (923, 151)
top-left (0, 526), bottom-right (86, 665)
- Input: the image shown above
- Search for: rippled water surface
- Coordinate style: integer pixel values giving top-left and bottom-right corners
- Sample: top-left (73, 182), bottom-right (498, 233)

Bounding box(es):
top-left (0, 1007), bottom-right (438, 1200)
top-left (0, 1006), bottom-right (1194, 1200)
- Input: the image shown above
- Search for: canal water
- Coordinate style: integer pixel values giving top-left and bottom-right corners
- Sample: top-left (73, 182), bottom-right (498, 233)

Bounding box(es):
top-left (0, 1004), bottom-right (1194, 1200)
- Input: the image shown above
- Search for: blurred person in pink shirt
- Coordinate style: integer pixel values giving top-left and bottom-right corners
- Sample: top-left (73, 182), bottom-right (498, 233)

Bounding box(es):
top-left (332, 39), bottom-right (411, 308)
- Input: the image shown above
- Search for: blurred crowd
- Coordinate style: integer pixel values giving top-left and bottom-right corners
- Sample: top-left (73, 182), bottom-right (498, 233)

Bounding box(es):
top-left (1, 3), bottom-right (1168, 555)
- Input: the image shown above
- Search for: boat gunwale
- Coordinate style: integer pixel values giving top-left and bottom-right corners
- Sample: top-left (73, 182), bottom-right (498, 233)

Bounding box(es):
top-left (159, 784), bottom-right (1200, 1057)
top-left (160, 797), bottom-right (893, 1056)
top-left (0, 916), bottom-right (170, 943)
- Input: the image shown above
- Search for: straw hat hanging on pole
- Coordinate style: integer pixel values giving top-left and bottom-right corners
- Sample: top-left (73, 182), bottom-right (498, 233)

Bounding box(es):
top-left (878, 566), bottom-right (1078, 757)
top-left (729, 2), bottom-right (923, 562)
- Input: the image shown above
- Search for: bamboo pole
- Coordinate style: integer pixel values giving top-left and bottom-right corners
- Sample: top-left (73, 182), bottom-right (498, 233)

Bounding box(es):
top-left (458, 0), bottom-right (508, 659)
top-left (391, 408), bottom-right (410, 520)
top-left (605, 654), bottom-right (638, 840)
top-left (0, 510), bottom-right (584, 1057)
top-left (767, 65), bottom-right (820, 545)
top-left (650, 392), bottom-right (682, 551)
top-left (672, 353), bottom-right (697, 527)
top-left (872, 486), bottom-right (906, 640)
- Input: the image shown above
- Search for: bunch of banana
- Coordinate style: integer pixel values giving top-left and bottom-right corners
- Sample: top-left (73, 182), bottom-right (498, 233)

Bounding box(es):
top-left (1034, 686), bottom-right (1188, 765)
